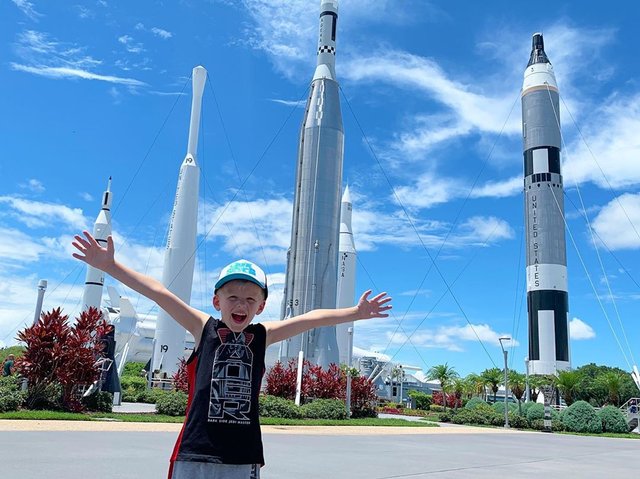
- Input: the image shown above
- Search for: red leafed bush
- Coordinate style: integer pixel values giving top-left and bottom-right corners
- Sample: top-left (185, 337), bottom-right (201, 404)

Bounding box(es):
top-left (264, 360), bottom-right (378, 417)
top-left (173, 357), bottom-right (189, 394)
top-left (16, 307), bottom-right (111, 412)
top-left (264, 360), bottom-right (299, 400)
top-left (304, 363), bottom-right (345, 400)
top-left (432, 390), bottom-right (462, 409)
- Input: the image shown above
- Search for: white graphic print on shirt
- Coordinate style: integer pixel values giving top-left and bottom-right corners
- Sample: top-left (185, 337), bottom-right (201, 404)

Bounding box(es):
top-left (208, 328), bottom-right (254, 424)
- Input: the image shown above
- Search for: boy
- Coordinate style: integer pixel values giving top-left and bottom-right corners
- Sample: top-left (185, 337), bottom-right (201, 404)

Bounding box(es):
top-left (72, 231), bottom-right (391, 479)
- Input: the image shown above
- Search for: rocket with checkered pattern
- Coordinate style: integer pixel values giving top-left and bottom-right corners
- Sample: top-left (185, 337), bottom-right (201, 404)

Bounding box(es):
top-left (279, 0), bottom-right (343, 369)
top-left (522, 33), bottom-right (571, 375)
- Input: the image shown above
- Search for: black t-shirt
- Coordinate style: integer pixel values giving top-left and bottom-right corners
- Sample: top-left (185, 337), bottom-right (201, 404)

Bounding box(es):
top-left (172, 318), bottom-right (267, 465)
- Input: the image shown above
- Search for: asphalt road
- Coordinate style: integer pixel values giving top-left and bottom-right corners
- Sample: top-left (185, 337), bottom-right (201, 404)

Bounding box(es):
top-left (2, 428), bottom-right (637, 478)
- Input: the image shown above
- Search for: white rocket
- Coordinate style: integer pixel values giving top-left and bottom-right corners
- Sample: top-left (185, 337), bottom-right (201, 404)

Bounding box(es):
top-left (152, 66), bottom-right (207, 375)
top-left (336, 185), bottom-right (356, 366)
top-left (81, 177), bottom-right (112, 311)
top-left (279, 0), bottom-right (344, 369)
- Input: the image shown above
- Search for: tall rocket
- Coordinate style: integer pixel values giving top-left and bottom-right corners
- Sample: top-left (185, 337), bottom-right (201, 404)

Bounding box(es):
top-left (336, 185), bottom-right (356, 366)
top-left (152, 66), bottom-right (207, 375)
top-left (522, 34), bottom-right (570, 375)
top-left (280, 0), bottom-right (344, 368)
top-left (82, 178), bottom-right (112, 311)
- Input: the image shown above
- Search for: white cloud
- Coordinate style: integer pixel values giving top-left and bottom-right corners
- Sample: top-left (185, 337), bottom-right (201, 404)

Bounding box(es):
top-left (471, 176), bottom-right (522, 199)
top-left (0, 196), bottom-right (87, 230)
top-left (19, 178), bottom-right (45, 193)
top-left (75, 5), bottom-right (94, 19)
top-left (12, 30), bottom-right (146, 87)
top-left (569, 317), bottom-right (596, 340)
top-left (383, 322), bottom-right (518, 353)
top-left (591, 193), bottom-right (640, 250)
top-left (0, 227), bottom-right (48, 267)
top-left (118, 35), bottom-right (145, 54)
top-left (201, 198), bottom-right (292, 266)
top-left (11, 0), bottom-right (42, 21)
top-left (11, 64), bottom-right (146, 86)
top-left (79, 192), bottom-right (94, 202)
top-left (564, 94), bottom-right (640, 190)
top-left (151, 27), bottom-right (173, 39)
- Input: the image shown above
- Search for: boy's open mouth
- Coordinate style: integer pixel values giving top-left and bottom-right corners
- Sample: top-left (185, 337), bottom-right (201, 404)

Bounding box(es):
top-left (231, 313), bottom-right (247, 324)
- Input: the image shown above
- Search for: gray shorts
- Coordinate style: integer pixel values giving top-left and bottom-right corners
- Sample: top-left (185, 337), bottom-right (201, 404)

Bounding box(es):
top-left (171, 461), bottom-right (260, 479)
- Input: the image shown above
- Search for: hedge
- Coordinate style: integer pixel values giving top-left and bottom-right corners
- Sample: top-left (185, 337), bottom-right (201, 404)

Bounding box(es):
top-left (561, 400), bottom-right (602, 433)
top-left (156, 391), bottom-right (188, 416)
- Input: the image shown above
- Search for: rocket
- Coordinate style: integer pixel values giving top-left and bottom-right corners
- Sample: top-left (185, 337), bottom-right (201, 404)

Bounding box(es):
top-left (152, 66), bottom-right (207, 375)
top-left (522, 34), bottom-right (571, 375)
top-left (81, 177), bottom-right (112, 311)
top-left (336, 185), bottom-right (356, 366)
top-left (279, 0), bottom-right (344, 368)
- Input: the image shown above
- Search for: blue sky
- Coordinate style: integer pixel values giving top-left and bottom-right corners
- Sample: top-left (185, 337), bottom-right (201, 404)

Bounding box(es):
top-left (2, 0), bottom-right (640, 379)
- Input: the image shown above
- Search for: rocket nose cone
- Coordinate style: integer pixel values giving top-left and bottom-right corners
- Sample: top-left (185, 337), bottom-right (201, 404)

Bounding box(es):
top-left (532, 33), bottom-right (544, 51)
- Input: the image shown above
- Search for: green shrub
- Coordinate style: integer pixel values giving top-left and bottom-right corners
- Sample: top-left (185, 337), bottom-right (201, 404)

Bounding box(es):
top-left (507, 412), bottom-right (529, 429)
top-left (81, 391), bottom-right (113, 413)
top-left (597, 405), bottom-right (629, 433)
top-left (300, 399), bottom-right (347, 420)
top-left (122, 389), bottom-right (138, 402)
top-left (136, 388), bottom-right (168, 404)
top-left (407, 391), bottom-right (432, 410)
top-left (525, 403), bottom-right (559, 422)
top-left (120, 376), bottom-right (148, 394)
top-left (155, 391), bottom-right (187, 416)
top-left (465, 397), bottom-right (488, 410)
top-left (438, 411), bottom-right (453, 422)
top-left (452, 403), bottom-right (500, 426)
top-left (429, 404), bottom-right (445, 412)
top-left (530, 418), bottom-right (565, 431)
top-left (520, 401), bottom-right (536, 416)
top-left (561, 401), bottom-right (602, 433)
top-left (25, 382), bottom-right (62, 410)
top-left (0, 376), bottom-right (25, 413)
top-left (259, 395), bottom-right (301, 419)
top-left (122, 362), bottom-right (146, 378)
top-left (492, 401), bottom-right (518, 414)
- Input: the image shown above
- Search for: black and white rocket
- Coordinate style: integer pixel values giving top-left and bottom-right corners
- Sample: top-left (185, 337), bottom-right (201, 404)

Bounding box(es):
top-left (522, 34), bottom-right (571, 375)
top-left (152, 66), bottom-right (207, 375)
top-left (81, 178), bottom-right (112, 311)
top-left (279, 0), bottom-right (344, 369)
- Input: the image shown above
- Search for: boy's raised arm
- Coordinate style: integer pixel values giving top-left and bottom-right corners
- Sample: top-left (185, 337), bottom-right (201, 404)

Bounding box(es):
top-left (264, 290), bottom-right (391, 347)
top-left (72, 231), bottom-right (209, 345)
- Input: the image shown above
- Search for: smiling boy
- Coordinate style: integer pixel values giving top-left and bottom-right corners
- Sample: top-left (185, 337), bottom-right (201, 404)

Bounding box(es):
top-left (72, 231), bottom-right (391, 479)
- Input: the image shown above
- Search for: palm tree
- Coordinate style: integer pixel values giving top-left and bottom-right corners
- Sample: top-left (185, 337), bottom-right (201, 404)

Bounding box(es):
top-left (556, 370), bottom-right (581, 406)
top-left (508, 371), bottom-right (526, 414)
top-left (465, 372), bottom-right (487, 400)
top-left (451, 377), bottom-right (466, 411)
top-left (427, 363), bottom-right (459, 411)
top-left (598, 371), bottom-right (625, 406)
top-left (481, 368), bottom-right (503, 403)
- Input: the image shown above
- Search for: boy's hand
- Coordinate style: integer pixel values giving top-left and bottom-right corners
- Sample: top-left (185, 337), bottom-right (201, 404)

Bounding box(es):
top-left (355, 290), bottom-right (392, 319)
top-left (72, 231), bottom-right (115, 272)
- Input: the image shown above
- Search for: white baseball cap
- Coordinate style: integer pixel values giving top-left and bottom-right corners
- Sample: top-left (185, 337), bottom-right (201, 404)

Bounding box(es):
top-left (214, 259), bottom-right (268, 298)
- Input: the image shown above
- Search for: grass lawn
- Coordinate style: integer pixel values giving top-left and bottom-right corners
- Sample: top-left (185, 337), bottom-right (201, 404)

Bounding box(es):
top-left (0, 410), bottom-right (436, 427)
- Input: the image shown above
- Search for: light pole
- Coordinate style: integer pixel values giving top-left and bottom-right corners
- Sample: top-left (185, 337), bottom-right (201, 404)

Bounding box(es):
top-left (498, 337), bottom-right (511, 428)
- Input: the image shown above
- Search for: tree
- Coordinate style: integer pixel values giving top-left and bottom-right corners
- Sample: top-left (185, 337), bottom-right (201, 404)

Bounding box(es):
top-left (427, 363), bottom-right (459, 411)
top-left (508, 371), bottom-right (526, 414)
top-left (481, 368), bottom-right (502, 403)
top-left (556, 370), bottom-right (581, 406)
top-left (465, 373), bottom-right (486, 400)
top-left (16, 307), bottom-right (111, 412)
top-left (598, 371), bottom-right (626, 406)
top-left (451, 377), bottom-right (466, 411)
